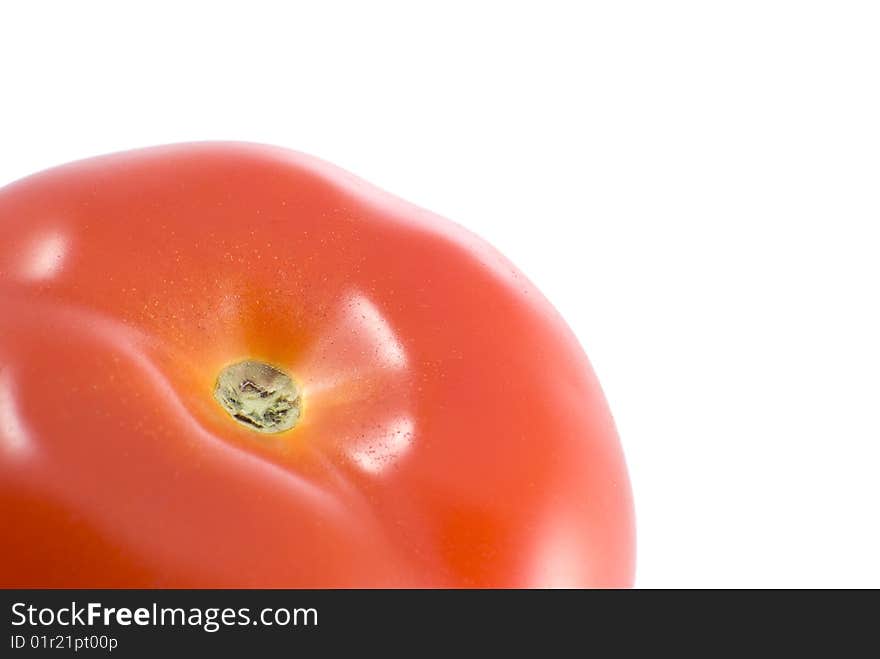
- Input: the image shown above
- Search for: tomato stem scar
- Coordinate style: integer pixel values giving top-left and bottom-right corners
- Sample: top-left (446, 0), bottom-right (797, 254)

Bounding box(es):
top-left (214, 360), bottom-right (302, 433)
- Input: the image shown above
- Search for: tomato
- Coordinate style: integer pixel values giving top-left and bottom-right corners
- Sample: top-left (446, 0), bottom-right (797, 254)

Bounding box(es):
top-left (0, 143), bottom-right (634, 587)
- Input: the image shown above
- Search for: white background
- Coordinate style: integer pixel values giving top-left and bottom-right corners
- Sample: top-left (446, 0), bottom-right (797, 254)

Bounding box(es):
top-left (2, 1), bottom-right (878, 588)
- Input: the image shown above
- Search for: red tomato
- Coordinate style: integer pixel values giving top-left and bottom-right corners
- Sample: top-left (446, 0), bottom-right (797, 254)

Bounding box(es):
top-left (0, 144), bottom-right (634, 587)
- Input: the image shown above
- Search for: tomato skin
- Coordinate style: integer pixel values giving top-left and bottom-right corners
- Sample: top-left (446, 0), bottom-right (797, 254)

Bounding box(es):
top-left (0, 144), bottom-right (634, 587)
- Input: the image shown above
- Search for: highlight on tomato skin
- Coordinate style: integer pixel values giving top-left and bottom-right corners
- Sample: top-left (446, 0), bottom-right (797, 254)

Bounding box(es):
top-left (0, 143), bottom-right (635, 588)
